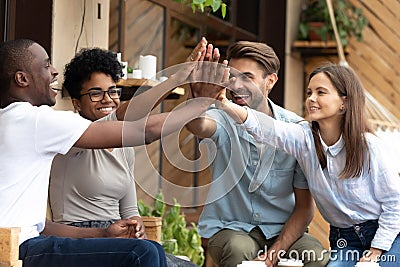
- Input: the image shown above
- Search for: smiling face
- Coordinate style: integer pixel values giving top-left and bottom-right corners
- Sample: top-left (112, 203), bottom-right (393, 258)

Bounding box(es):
top-left (72, 72), bottom-right (120, 121)
top-left (228, 57), bottom-right (276, 110)
top-left (27, 43), bottom-right (59, 106)
top-left (306, 72), bottom-right (345, 127)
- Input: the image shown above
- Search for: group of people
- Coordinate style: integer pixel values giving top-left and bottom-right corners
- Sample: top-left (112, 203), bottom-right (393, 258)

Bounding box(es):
top-left (0, 36), bottom-right (399, 267)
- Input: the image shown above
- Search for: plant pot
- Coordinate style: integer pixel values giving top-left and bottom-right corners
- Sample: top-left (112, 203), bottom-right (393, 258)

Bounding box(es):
top-left (307, 22), bottom-right (329, 41)
top-left (142, 216), bottom-right (162, 243)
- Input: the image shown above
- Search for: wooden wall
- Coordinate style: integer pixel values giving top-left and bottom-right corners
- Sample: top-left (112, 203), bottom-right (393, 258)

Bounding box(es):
top-left (109, 0), bottom-right (164, 71)
top-left (299, 0), bottom-right (400, 121)
top-left (109, 0), bottom-right (208, 220)
top-left (348, 0), bottom-right (400, 120)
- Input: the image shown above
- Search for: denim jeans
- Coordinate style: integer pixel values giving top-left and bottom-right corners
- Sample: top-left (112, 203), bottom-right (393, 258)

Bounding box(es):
top-left (69, 220), bottom-right (198, 267)
top-left (327, 220), bottom-right (400, 267)
top-left (19, 235), bottom-right (167, 267)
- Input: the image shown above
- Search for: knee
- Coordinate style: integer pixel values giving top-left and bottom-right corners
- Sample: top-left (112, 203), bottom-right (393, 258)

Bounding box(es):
top-left (130, 240), bottom-right (167, 266)
top-left (136, 240), bottom-right (161, 257)
top-left (225, 235), bottom-right (256, 255)
top-left (208, 234), bottom-right (256, 262)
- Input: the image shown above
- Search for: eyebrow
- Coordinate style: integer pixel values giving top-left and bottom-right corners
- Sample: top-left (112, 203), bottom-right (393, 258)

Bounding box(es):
top-left (87, 85), bottom-right (117, 91)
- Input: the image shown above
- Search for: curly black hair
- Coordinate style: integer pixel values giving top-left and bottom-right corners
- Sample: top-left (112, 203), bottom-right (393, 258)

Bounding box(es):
top-left (63, 48), bottom-right (123, 99)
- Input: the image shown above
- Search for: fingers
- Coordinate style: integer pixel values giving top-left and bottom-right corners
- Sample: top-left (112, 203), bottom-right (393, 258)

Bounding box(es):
top-left (217, 88), bottom-right (227, 103)
top-left (204, 43), bottom-right (214, 62)
top-left (208, 47), bottom-right (220, 81)
top-left (135, 224), bottom-right (145, 239)
top-left (215, 59), bottom-right (228, 84)
top-left (212, 47), bottom-right (220, 62)
top-left (187, 37), bottom-right (207, 62)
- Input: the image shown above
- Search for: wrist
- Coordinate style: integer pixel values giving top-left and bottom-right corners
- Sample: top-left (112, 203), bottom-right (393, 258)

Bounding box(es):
top-left (101, 228), bottom-right (109, 238)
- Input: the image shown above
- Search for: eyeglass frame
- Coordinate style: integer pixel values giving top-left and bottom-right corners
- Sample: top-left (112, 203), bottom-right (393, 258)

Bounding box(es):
top-left (79, 86), bottom-right (122, 102)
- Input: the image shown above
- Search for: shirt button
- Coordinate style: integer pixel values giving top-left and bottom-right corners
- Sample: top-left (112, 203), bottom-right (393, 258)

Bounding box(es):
top-left (252, 161), bottom-right (258, 166)
top-left (254, 213), bottom-right (260, 218)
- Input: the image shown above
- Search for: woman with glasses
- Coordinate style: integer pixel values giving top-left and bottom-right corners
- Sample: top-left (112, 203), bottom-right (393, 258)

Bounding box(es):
top-left (45, 47), bottom-right (202, 267)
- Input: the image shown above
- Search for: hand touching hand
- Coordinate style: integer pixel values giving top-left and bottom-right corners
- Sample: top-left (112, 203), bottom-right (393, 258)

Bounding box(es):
top-left (189, 42), bottom-right (230, 100)
top-left (186, 37), bottom-right (208, 63)
top-left (105, 217), bottom-right (145, 239)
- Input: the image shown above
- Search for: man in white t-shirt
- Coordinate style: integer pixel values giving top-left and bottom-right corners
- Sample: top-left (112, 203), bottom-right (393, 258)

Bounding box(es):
top-left (0, 39), bottom-right (213, 267)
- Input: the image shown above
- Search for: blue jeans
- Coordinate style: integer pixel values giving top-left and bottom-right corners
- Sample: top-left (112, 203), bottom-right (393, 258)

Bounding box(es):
top-left (19, 235), bottom-right (167, 267)
top-left (327, 220), bottom-right (400, 267)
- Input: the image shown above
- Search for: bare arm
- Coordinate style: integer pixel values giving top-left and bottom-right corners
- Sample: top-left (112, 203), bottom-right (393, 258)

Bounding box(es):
top-left (74, 95), bottom-right (215, 148)
top-left (263, 188), bottom-right (314, 266)
top-left (42, 219), bottom-right (138, 239)
top-left (185, 116), bottom-right (217, 139)
top-left (217, 90), bottom-right (248, 123)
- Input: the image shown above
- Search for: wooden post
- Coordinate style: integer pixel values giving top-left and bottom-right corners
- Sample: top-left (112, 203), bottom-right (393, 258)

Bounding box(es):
top-left (0, 227), bottom-right (22, 267)
top-left (142, 216), bottom-right (162, 243)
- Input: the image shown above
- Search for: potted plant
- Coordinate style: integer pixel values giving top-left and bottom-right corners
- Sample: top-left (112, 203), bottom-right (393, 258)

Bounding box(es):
top-left (297, 0), bottom-right (368, 46)
top-left (138, 192), bottom-right (205, 266)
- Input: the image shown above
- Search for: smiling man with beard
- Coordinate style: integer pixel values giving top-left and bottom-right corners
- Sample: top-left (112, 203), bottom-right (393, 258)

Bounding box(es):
top-left (0, 39), bottom-right (216, 267)
top-left (186, 40), bottom-right (329, 267)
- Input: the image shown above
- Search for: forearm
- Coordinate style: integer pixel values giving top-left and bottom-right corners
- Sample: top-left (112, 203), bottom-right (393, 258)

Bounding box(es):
top-left (42, 220), bottom-right (107, 238)
top-left (218, 100), bottom-right (248, 124)
top-left (185, 116), bottom-right (216, 139)
top-left (270, 209), bottom-right (313, 253)
top-left (117, 77), bottom-right (178, 121)
top-left (268, 189), bottom-right (314, 261)
top-left (140, 98), bottom-right (215, 144)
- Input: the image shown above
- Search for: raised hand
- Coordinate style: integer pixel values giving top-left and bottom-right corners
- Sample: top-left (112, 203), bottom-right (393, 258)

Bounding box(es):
top-left (186, 37), bottom-right (208, 63)
top-left (189, 41), bottom-right (230, 100)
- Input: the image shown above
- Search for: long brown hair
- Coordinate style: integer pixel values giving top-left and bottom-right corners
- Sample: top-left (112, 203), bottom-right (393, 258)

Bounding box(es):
top-left (309, 64), bottom-right (373, 179)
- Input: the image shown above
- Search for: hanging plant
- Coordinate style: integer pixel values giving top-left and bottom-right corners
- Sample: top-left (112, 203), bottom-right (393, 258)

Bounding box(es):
top-left (172, 0), bottom-right (227, 19)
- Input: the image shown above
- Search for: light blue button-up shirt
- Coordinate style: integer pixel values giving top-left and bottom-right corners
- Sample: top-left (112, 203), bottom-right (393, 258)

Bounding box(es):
top-left (198, 101), bottom-right (308, 240)
top-left (243, 108), bottom-right (400, 251)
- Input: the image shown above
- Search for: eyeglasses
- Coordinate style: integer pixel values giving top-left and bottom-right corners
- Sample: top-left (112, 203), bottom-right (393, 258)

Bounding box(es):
top-left (79, 87), bottom-right (122, 102)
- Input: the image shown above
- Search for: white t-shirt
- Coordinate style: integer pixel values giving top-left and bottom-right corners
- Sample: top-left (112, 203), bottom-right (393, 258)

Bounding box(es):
top-left (0, 102), bottom-right (91, 244)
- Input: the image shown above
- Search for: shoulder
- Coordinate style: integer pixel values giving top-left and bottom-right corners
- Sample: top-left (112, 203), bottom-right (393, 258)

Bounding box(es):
top-left (364, 132), bottom-right (384, 149)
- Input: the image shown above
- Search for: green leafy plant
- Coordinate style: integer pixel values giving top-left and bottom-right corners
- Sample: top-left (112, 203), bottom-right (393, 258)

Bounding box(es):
top-left (138, 192), bottom-right (205, 266)
top-left (298, 0), bottom-right (368, 46)
top-left (173, 0), bottom-right (227, 19)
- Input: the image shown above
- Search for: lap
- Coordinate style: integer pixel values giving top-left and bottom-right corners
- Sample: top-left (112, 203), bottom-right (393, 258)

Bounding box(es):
top-left (328, 232), bottom-right (400, 267)
top-left (20, 235), bottom-right (166, 267)
top-left (207, 229), bottom-right (261, 266)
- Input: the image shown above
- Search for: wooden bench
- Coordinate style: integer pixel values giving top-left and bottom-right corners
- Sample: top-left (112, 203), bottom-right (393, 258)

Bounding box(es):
top-left (0, 228), bottom-right (22, 267)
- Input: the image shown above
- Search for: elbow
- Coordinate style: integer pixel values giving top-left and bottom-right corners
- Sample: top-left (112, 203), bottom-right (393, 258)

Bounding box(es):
top-left (144, 126), bottom-right (161, 144)
top-left (144, 135), bottom-right (156, 145)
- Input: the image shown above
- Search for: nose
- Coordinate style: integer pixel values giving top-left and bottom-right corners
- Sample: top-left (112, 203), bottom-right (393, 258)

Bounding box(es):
top-left (101, 91), bottom-right (113, 102)
top-left (51, 65), bottom-right (59, 77)
top-left (308, 93), bottom-right (316, 102)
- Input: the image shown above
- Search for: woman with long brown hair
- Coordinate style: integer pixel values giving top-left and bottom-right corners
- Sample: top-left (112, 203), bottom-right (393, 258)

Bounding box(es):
top-left (215, 63), bottom-right (400, 266)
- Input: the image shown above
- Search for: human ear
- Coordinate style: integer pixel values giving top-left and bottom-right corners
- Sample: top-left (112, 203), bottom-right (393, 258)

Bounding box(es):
top-left (14, 71), bottom-right (29, 87)
top-left (339, 96), bottom-right (347, 113)
top-left (266, 73), bottom-right (278, 91)
top-left (71, 98), bottom-right (81, 112)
